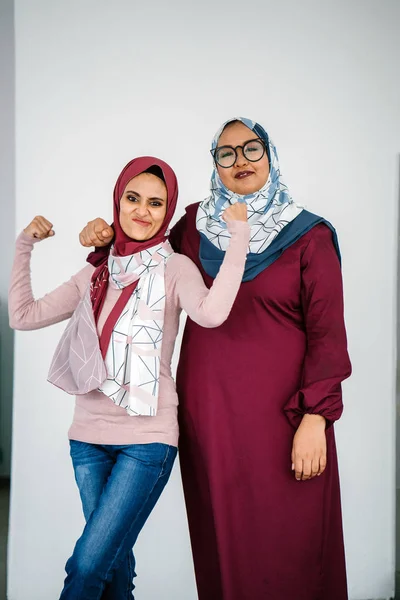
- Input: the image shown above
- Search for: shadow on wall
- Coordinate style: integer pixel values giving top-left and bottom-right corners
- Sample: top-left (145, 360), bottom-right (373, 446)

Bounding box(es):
top-left (396, 154), bottom-right (400, 599)
top-left (0, 0), bottom-right (15, 482)
top-left (0, 299), bottom-right (13, 478)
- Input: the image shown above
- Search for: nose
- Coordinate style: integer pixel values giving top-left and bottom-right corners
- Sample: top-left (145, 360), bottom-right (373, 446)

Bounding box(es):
top-left (134, 202), bottom-right (150, 218)
top-left (234, 147), bottom-right (248, 168)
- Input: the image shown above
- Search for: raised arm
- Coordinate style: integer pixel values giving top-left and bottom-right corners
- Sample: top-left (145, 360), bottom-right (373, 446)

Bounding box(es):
top-left (171, 204), bottom-right (250, 328)
top-left (9, 216), bottom-right (94, 330)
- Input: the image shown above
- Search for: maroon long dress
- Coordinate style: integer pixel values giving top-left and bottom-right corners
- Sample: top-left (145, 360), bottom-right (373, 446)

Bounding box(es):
top-left (169, 203), bottom-right (352, 600)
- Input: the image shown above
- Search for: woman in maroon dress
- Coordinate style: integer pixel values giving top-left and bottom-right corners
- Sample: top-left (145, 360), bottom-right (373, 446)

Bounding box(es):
top-left (80, 117), bottom-right (351, 600)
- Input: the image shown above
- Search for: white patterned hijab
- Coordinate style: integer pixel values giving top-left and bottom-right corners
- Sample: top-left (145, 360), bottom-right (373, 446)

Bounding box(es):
top-left (196, 117), bottom-right (303, 253)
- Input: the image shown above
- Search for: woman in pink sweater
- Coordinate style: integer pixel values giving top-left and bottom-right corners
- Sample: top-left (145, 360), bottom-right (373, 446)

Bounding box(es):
top-left (8, 156), bottom-right (250, 600)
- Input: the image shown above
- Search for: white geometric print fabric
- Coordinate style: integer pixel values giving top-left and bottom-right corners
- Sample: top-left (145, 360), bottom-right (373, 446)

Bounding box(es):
top-left (196, 117), bottom-right (303, 254)
top-left (99, 242), bottom-right (173, 416)
top-left (48, 288), bottom-right (107, 394)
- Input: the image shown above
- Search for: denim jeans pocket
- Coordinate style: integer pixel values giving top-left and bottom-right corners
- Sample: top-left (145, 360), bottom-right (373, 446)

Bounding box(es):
top-left (69, 439), bottom-right (91, 457)
top-left (120, 443), bottom-right (176, 472)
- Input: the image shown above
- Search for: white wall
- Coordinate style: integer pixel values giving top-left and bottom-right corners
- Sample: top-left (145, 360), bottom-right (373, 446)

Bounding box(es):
top-left (0, 0), bottom-right (15, 479)
top-left (9, 0), bottom-right (400, 599)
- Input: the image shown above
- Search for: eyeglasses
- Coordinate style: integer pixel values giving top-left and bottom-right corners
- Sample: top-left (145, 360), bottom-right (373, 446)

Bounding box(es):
top-left (211, 138), bottom-right (266, 169)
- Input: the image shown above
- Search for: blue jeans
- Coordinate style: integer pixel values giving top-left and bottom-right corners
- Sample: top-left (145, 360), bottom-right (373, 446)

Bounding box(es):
top-left (59, 441), bottom-right (177, 600)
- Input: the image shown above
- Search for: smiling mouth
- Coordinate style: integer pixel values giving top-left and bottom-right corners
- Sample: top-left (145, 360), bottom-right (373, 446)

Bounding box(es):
top-left (132, 219), bottom-right (151, 227)
top-left (235, 171), bottom-right (254, 179)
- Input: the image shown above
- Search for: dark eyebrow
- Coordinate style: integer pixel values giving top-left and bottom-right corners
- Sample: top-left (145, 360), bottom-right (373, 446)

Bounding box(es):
top-left (125, 190), bottom-right (166, 202)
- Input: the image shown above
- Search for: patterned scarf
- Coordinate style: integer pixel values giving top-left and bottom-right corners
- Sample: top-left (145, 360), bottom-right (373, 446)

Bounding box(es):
top-left (97, 242), bottom-right (173, 415)
top-left (196, 117), bottom-right (303, 254)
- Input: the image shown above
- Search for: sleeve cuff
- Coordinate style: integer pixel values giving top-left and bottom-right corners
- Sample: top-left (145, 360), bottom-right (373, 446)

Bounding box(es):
top-left (283, 389), bottom-right (343, 429)
top-left (16, 231), bottom-right (37, 247)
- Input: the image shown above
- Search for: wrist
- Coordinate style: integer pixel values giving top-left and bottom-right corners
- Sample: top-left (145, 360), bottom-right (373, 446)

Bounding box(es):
top-left (226, 220), bottom-right (250, 232)
top-left (19, 230), bottom-right (36, 243)
top-left (301, 413), bottom-right (326, 428)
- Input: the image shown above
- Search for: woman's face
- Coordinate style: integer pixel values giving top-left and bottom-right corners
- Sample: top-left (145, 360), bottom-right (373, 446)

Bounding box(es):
top-left (216, 121), bottom-right (270, 195)
top-left (119, 173), bottom-right (168, 241)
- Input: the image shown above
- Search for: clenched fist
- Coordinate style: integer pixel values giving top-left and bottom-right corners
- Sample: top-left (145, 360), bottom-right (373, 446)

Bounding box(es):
top-left (24, 216), bottom-right (55, 241)
top-left (79, 218), bottom-right (114, 248)
top-left (222, 202), bottom-right (248, 223)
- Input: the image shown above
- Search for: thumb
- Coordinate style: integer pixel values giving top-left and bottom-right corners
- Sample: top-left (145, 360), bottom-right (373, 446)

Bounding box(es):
top-left (103, 227), bottom-right (113, 238)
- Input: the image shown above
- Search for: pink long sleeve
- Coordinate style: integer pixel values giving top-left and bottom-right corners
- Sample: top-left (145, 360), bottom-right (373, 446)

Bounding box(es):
top-left (167, 220), bottom-right (250, 327)
top-left (9, 232), bottom-right (94, 330)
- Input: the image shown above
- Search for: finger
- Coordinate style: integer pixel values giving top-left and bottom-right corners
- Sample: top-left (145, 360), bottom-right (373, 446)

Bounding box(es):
top-left (85, 229), bottom-right (96, 246)
top-left (31, 217), bottom-right (46, 236)
top-left (40, 223), bottom-right (54, 238)
top-left (90, 232), bottom-right (104, 245)
top-left (318, 454), bottom-right (327, 476)
top-left (42, 228), bottom-right (54, 239)
top-left (35, 216), bottom-right (52, 230)
top-left (30, 228), bottom-right (42, 239)
top-left (302, 459), bottom-right (312, 481)
top-left (40, 217), bottom-right (54, 230)
top-left (83, 227), bottom-right (94, 246)
top-left (102, 227), bottom-right (114, 240)
top-left (95, 227), bottom-right (113, 243)
top-left (311, 456), bottom-right (320, 478)
top-left (92, 220), bottom-right (111, 236)
top-left (24, 219), bottom-right (41, 239)
top-left (33, 223), bottom-right (49, 239)
top-left (88, 224), bottom-right (103, 243)
top-left (94, 223), bottom-right (107, 240)
top-left (35, 218), bottom-right (53, 239)
top-left (85, 234), bottom-right (95, 247)
top-left (294, 458), bottom-right (303, 481)
top-left (80, 230), bottom-right (91, 247)
top-left (95, 230), bottom-right (107, 242)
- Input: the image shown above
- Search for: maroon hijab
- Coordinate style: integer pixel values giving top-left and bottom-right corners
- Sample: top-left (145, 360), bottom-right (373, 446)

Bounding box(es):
top-left (88, 156), bottom-right (178, 357)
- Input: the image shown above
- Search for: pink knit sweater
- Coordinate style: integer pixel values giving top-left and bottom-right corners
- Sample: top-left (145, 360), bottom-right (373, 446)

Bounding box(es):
top-left (9, 221), bottom-right (250, 447)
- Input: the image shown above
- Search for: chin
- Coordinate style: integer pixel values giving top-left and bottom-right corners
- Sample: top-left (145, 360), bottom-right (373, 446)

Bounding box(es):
top-left (135, 233), bottom-right (153, 241)
top-left (231, 180), bottom-right (260, 195)
top-left (124, 226), bottom-right (152, 241)
top-left (235, 185), bottom-right (259, 195)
